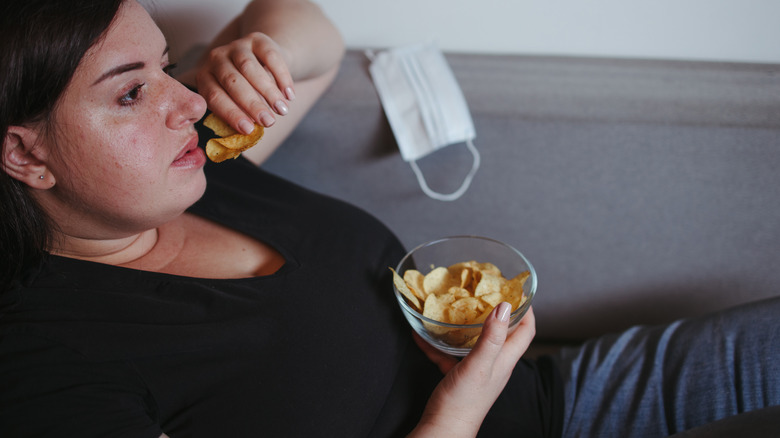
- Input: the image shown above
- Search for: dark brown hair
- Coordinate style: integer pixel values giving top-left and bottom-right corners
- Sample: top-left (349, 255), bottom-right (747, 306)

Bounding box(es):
top-left (0, 0), bottom-right (125, 293)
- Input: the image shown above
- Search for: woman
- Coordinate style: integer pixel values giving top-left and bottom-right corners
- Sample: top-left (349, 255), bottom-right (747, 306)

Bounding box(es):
top-left (0, 0), bottom-right (537, 436)
top-left (2, 1), bottom-right (778, 437)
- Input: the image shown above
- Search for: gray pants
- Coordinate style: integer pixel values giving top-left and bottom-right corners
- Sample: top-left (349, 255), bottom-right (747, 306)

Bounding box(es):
top-left (551, 296), bottom-right (780, 437)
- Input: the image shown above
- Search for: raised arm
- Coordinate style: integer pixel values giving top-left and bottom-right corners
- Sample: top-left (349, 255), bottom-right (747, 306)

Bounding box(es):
top-left (177, 0), bottom-right (344, 165)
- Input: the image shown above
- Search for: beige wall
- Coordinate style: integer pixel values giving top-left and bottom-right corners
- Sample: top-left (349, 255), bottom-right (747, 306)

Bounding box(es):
top-left (150, 0), bottom-right (780, 64)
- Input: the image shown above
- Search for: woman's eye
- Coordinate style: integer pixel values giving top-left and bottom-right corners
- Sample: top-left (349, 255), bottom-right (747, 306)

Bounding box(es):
top-left (163, 62), bottom-right (178, 77)
top-left (119, 83), bottom-right (145, 106)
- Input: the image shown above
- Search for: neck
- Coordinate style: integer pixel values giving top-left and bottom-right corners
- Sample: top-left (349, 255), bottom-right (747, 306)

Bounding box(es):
top-left (52, 228), bottom-right (159, 266)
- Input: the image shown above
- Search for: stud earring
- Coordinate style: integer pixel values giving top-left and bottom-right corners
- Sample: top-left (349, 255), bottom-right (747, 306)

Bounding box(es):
top-left (39, 175), bottom-right (45, 180)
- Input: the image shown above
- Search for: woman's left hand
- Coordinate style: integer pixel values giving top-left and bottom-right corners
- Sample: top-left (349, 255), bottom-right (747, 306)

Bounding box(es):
top-left (194, 32), bottom-right (296, 134)
top-left (409, 304), bottom-right (536, 438)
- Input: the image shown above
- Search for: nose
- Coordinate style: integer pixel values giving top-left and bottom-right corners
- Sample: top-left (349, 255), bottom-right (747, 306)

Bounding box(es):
top-left (165, 77), bottom-right (207, 130)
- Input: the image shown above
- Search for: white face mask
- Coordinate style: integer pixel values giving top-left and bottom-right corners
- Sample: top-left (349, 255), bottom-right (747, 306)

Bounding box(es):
top-left (367, 43), bottom-right (480, 202)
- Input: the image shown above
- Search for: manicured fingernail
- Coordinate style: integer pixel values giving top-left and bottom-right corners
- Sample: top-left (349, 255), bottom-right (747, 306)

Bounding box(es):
top-left (285, 87), bottom-right (296, 101)
top-left (274, 100), bottom-right (289, 115)
top-left (497, 302), bottom-right (511, 322)
top-left (259, 112), bottom-right (275, 127)
top-left (239, 119), bottom-right (255, 134)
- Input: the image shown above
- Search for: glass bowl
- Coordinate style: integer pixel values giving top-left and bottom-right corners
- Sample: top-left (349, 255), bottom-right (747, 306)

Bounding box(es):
top-left (393, 235), bottom-right (537, 357)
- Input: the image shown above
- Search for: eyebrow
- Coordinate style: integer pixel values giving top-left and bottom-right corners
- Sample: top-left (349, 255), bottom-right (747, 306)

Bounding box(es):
top-left (92, 46), bottom-right (171, 86)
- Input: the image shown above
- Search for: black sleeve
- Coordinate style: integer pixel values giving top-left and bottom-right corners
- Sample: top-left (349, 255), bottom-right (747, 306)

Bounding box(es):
top-left (0, 332), bottom-right (163, 438)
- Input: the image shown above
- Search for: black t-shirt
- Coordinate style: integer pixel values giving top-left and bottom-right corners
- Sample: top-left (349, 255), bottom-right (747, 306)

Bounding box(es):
top-left (0, 131), bottom-right (562, 437)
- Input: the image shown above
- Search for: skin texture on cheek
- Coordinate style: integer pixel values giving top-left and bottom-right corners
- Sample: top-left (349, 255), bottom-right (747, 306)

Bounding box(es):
top-left (46, 108), bottom-right (161, 231)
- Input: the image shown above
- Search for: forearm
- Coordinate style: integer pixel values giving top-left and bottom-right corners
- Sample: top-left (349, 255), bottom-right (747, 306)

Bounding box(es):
top-left (208, 0), bottom-right (344, 81)
top-left (407, 417), bottom-right (480, 438)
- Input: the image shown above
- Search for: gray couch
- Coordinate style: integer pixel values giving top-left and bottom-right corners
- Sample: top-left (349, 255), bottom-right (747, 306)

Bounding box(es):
top-left (266, 50), bottom-right (780, 341)
top-left (261, 50), bottom-right (780, 436)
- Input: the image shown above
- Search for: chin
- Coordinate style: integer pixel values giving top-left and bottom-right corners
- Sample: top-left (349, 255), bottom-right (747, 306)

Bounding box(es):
top-left (186, 171), bottom-right (208, 205)
top-left (174, 169), bottom-right (208, 212)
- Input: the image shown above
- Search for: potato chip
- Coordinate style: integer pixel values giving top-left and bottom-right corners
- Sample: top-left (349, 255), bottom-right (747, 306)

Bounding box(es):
top-left (203, 113), bottom-right (237, 137)
top-left (390, 268), bottom-right (421, 311)
top-left (203, 113), bottom-right (264, 163)
top-left (393, 259), bottom-right (530, 335)
top-left (474, 272), bottom-right (505, 297)
top-left (422, 294), bottom-right (446, 320)
top-left (459, 335), bottom-right (479, 349)
top-left (449, 297), bottom-right (483, 324)
top-left (423, 267), bottom-right (457, 297)
top-left (446, 286), bottom-right (471, 300)
top-left (422, 295), bottom-right (450, 335)
top-left (456, 266), bottom-right (474, 289)
top-left (393, 257), bottom-right (531, 354)
top-left (479, 290), bottom-right (506, 308)
top-left (449, 261), bottom-right (502, 277)
top-left (403, 269), bottom-right (427, 301)
top-left (472, 306), bottom-right (494, 324)
top-left (442, 327), bottom-right (481, 346)
top-left (502, 271), bottom-right (530, 310)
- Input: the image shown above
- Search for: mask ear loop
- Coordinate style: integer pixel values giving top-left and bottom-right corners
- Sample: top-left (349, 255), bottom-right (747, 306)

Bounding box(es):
top-left (409, 138), bottom-right (480, 202)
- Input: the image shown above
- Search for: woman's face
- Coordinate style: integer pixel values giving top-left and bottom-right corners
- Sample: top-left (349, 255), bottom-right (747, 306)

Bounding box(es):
top-left (39, 0), bottom-right (208, 239)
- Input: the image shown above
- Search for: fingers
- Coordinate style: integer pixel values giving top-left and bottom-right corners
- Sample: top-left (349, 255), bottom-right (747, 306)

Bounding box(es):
top-left (496, 305), bottom-right (536, 369)
top-left (463, 302), bottom-right (512, 367)
top-left (197, 33), bottom-right (296, 134)
top-left (250, 36), bottom-right (295, 101)
top-left (412, 333), bottom-right (459, 374)
top-left (459, 303), bottom-right (536, 381)
top-left (197, 70), bottom-right (261, 134)
top-left (413, 303), bottom-right (536, 376)
top-left (507, 306), bottom-right (536, 352)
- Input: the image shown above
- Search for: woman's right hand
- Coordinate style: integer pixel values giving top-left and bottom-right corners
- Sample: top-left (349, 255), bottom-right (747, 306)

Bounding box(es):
top-left (408, 303), bottom-right (536, 438)
top-left (175, 0), bottom-right (344, 166)
top-left (194, 31), bottom-right (295, 133)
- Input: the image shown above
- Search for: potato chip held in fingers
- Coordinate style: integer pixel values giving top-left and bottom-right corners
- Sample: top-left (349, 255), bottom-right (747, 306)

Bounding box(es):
top-left (203, 113), bottom-right (264, 163)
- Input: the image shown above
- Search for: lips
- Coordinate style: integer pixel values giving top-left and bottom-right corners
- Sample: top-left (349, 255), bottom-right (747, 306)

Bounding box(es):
top-left (172, 134), bottom-right (206, 168)
top-left (174, 135), bottom-right (198, 160)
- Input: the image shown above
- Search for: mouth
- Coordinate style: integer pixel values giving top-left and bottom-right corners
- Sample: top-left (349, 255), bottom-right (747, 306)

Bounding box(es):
top-left (172, 134), bottom-right (206, 168)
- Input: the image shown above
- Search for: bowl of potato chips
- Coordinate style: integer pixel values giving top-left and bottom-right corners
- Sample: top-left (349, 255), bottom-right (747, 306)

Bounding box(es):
top-left (391, 236), bottom-right (537, 357)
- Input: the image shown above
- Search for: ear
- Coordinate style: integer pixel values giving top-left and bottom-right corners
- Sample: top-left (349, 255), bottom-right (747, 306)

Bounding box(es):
top-left (2, 125), bottom-right (55, 189)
